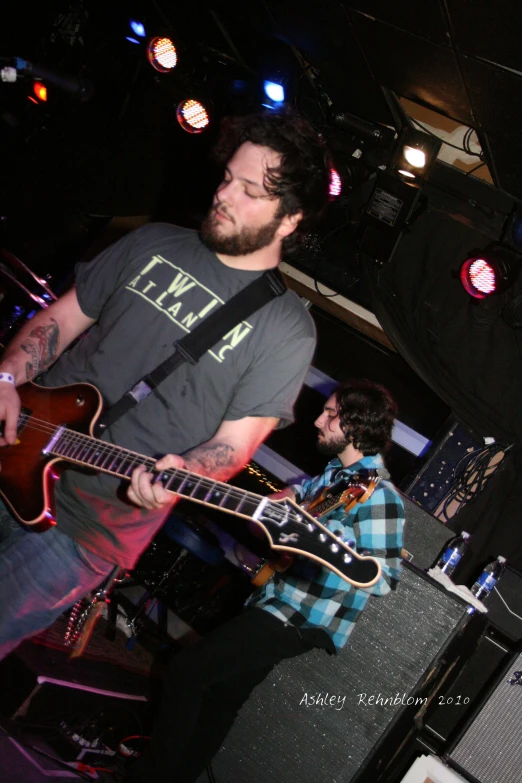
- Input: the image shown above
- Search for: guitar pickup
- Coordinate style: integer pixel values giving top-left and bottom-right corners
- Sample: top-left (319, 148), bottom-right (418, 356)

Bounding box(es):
top-left (18, 407), bottom-right (31, 434)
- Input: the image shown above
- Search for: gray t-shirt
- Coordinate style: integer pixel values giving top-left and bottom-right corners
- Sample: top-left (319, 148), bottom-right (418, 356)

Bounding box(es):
top-left (43, 223), bottom-right (316, 568)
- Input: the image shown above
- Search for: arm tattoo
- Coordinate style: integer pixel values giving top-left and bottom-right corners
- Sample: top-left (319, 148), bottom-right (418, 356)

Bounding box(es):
top-left (183, 442), bottom-right (237, 481)
top-left (20, 318), bottom-right (59, 379)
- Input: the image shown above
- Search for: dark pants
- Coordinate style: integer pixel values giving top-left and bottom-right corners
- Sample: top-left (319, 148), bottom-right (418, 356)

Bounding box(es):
top-left (127, 608), bottom-right (322, 782)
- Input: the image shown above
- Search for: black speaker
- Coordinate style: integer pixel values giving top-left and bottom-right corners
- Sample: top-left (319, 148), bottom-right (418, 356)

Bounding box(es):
top-left (423, 630), bottom-right (510, 744)
top-left (483, 566), bottom-right (522, 642)
top-left (401, 491), bottom-right (453, 569)
top-left (198, 563), bottom-right (484, 783)
top-left (447, 648), bottom-right (522, 783)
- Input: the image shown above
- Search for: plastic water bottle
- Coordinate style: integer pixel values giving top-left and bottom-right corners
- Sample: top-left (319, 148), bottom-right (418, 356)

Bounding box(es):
top-left (471, 556), bottom-right (507, 600)
top-left (435, 531), bottom-right (471, 578)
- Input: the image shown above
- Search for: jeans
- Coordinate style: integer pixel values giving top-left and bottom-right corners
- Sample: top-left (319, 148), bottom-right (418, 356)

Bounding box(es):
top-left (127, 608), bottom-right (322, 783)
top-left (0, 520), bottom-right (114, 661)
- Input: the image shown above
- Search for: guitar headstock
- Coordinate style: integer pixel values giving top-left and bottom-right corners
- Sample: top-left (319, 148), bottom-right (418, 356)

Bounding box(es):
top-left (250, 496), bottom-right (381, 587)
top-left (328, 469), bottom-right (382, 497)
top-left (305, 469), bottom-right (382, 518)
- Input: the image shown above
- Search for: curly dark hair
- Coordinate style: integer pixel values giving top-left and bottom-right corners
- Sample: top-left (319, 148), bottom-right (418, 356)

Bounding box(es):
top-left (213, 108), bottom-right (331, 257)
top-left (335, 379), bottom-right (398, 456)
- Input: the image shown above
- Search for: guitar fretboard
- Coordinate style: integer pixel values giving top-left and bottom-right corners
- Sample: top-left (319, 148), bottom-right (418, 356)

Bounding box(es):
top-left (44, 425), bottom-right (295, 526)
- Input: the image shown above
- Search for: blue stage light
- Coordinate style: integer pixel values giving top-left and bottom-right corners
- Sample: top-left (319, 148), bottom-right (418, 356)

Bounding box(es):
top-left (263, 81), bottom-right (285, 103)
top-left (126, 37), bottom-right (140, 45)
top-left (130, 20), bottom-right (146, 38)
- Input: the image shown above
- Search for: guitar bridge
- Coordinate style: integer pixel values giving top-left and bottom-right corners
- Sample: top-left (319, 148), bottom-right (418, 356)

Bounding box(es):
top-left (17, 406), bottom-right (31, 433)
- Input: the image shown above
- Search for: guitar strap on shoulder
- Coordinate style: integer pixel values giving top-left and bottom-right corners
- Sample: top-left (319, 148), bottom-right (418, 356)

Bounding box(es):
top-left (96, 268), bottom-right (287, 434)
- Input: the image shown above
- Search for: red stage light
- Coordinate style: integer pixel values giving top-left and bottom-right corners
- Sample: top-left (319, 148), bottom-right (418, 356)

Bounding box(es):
top-left (33, 81), bottom-right (47, 101)
top-left (461, 258), bottom-right (496, 298)
top-left (460, 244), bottom-right (520, 299)
top-left (329, 168), bottom-right (342, 199)
top-left (147, 37), bottom-right (177, 72)
top-left (176, 100), bottom-right (210, 133)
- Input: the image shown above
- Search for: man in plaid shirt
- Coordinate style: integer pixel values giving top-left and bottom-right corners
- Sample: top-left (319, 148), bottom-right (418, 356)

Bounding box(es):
top-left (250, 381), bottom-right (404, 652)
top-left (126, 379), bottom-right (404, 783)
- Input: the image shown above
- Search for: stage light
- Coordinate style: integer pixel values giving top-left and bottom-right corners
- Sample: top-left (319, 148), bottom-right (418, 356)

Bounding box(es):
top-left (147, 37), bottom-right (177, 72)
top-left (329, 168), bottom-right (342, 199)
top-left (33, 81), bottom-right (47, 102)
top-left (403, 145), bottom-right (426, 169)
top-left (263, 80), bottom-right (285, 103)
top-left (176, 99), bottom-right (210, 134)
top-left (461, 259), bottom-right (496, 297)
top-left (460, 243), bottom-right (521, 299)
top-left (389, 127), bottom-right (441, 186)
top-left (126, 37), bottom-right (141, 45)
top-left (130, 20), bottom-right (146, 38)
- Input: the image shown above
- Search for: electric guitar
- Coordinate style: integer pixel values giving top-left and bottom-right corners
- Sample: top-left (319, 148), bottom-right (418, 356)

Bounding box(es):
top-left (250, 470), bottom-right (381, 586)
top-left (0, 382), bottom-right (382, 588)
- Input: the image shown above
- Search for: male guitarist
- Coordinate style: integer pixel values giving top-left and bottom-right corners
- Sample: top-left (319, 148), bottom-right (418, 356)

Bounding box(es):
top-left (124, 379), bottom-right (405, 783)
top-left (0, 108), bottom-right (330, 661)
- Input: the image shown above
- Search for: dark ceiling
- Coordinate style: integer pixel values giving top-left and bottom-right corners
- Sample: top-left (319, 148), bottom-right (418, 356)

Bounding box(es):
top-left (183, 0), bottom-right (522, 200)
top-left (2, 0), bottom-right (522, 213)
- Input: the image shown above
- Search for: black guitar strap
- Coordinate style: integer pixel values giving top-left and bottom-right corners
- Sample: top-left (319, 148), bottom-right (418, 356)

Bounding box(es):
top-left (96, 268), bottom-right (287, 435)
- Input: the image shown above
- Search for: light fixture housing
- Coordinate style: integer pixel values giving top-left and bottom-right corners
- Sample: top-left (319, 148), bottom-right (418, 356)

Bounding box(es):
top-left (460, 243), bottom-right (521, 299)
top-left (176, 99), bottom-right (210, 134)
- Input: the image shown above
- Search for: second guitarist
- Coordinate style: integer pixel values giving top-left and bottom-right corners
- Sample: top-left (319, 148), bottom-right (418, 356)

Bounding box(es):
top-left (125, 379), bottom-right (405, 783)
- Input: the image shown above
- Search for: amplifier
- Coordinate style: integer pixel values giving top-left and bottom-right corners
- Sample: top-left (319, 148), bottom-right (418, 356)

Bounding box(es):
top-left (447, 648), bottom-right (522, 783)
top-left (198, 562), bottom-right (484, 783)
top-left (401, 492), bottom-right (453, 570)
top-left (483, 565), bottom-right (522, 642)
top-left (423, 630), bottom-right (510, 744)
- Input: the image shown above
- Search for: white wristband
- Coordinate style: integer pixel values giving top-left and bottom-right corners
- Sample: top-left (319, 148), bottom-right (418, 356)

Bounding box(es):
top-left (0, 373), bottom-right (15, 385)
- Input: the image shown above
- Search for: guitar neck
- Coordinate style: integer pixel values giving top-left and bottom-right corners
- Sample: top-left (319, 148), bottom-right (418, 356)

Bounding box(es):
top-left (37, 420), bottom-right (382, 587)
top-left (44, 425), bottom-right (273, 520)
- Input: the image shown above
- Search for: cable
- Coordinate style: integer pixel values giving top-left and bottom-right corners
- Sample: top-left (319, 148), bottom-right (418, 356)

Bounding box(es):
top-left (493, 585), bottom-right (522, 620)
top-left (118, 733), bottom-right (151, 757)
top-left (465, 161), bottom-right (487, 177)
top-left (437, 442), bottom-right (509, 522)
top-left (462, 127), bottom-right (478, 156)
top-left (410, 118), bottom-right (482, 157)
top-left (206, 761), bottom-right (218, 783)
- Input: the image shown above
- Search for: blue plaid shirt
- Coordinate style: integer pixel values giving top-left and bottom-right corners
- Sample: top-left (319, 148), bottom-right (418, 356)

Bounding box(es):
top-left (248, 454), bottom-right (404, 652)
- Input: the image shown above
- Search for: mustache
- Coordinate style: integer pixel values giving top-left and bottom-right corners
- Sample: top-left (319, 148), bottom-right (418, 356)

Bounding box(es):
top-left (213, 203), bottom-right (232, 221)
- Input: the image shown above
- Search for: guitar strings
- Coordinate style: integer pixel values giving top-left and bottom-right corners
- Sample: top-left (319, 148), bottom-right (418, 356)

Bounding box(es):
top-left (15, 412), bottom-right (305, 527)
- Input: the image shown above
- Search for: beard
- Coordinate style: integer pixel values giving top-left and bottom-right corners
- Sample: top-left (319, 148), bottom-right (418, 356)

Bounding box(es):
top-left (201, 208), bottom-right (282, 256)
top-left (316, 433), bottom-right (350, 457)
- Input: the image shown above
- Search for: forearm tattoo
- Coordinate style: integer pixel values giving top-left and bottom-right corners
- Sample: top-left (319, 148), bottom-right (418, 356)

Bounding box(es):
top-left (20, 318), bottom-right (59, 379)
top-left (183, 442), bottom-right (237, 481)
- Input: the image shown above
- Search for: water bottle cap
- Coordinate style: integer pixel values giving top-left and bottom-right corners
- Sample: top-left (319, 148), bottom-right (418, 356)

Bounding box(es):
top-left (462, 531), bottom-right (470, 539)
top-left (498, 555), bottom-right (507, 564)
